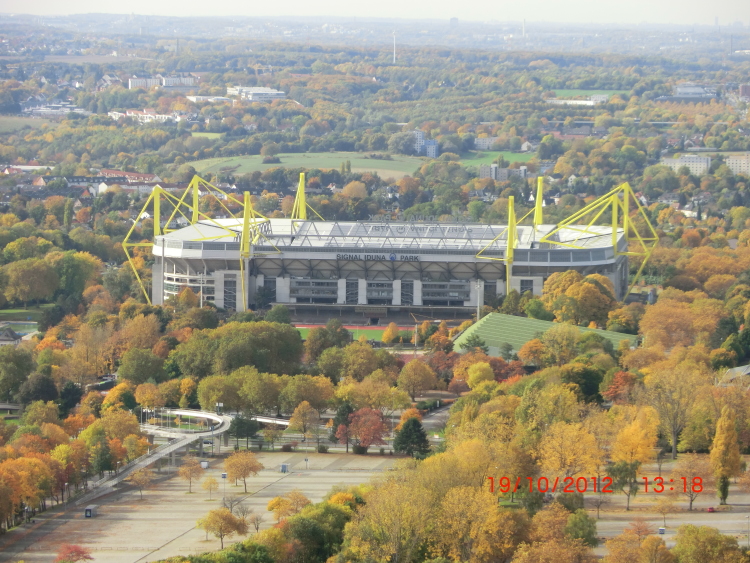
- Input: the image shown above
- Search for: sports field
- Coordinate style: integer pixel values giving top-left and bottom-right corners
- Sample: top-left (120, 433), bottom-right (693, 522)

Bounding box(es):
top-left (192, 152), bottom-right (425, 179)
top-left (460, 150), bottom-right (535, 166)
top-left (552, 89), bottom-right (629, 99)
top-left (295, 324), bottom-right (412, 341)
top-left (191, 132), bottom-right (222, 139)
top-left (0, 304), bottom-right (53, 322)
top-left (453, 312), bottom-right (636, 356)
top-left (0, 116), bottom-right (53, 134)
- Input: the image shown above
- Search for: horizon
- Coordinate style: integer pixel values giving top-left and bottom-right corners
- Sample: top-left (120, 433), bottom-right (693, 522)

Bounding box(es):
top-left (2, 1), bottom-right (750, 27)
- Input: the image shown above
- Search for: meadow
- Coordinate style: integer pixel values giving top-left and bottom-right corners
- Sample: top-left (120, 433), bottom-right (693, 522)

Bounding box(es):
top-left (192, 152), bottom-right (426, 179)
top-left (0, 116), bottom-right (52, 134)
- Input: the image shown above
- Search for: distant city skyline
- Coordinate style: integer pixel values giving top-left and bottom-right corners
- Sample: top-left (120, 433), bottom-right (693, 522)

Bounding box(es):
top-left (3, 0), bottom-right (750, 27)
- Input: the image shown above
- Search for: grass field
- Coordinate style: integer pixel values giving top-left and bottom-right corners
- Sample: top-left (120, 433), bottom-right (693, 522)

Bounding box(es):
top-left (297, 326), bottom-right (388, 341)
top-left (0, 116), bottom-right (52, 134)
top-left (0, 304), bottom-right (54, 322)
top-left (552, 89), bottom-right (629, 98)
top-left (192, 152), bottom-right (426, 179)
top-left (460, 151), bottom-right (535, 166)
top-left (191, 132), bottom-right (222, 139)
top-left (453, 312), bottom-right (636, 356)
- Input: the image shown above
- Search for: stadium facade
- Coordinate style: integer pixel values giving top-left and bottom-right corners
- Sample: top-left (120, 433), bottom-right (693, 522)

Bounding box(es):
top-left (150, 218), bottom-right (629, 312)
top-left (126, 176), bottom-right (656, 315)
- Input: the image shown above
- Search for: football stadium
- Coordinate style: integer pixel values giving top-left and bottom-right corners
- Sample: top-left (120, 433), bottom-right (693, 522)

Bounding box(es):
top-left (124, 175), bottom-right (657, 316)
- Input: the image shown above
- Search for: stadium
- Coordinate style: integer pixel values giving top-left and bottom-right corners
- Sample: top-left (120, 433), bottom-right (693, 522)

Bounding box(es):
top-left (125, 176), bottom-right (657, 317)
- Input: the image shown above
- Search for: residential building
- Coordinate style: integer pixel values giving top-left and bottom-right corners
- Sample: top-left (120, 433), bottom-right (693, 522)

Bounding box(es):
top-left (186, 96), bottom-right (232, 103)
top-left (412, 130), bottom-right (425, 154)
top-left (108, 109), bottom-right (179, 124)
top-left (741, 84), bottom-right (750, 99)
top-left (424, 139), bottom-right (439, 158)
top-left (478, 165), bottom-right (527, 181)
top-left (474, 137), bottom-right (500, 150)
top-left (226, 87), bottom-right (286, 102)
top-left (0, 326), bottom-right (21, 346)
top-left (660, 155), bottom-right (712, 175)
top-left (726, 154), bottom-right (750, 176)
top-left (128, 77), bottom-right (161, 89)
top-left (99, 170), bottom-right (162, 183)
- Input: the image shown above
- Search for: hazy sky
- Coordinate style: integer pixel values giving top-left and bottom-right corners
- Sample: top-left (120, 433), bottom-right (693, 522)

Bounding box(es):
top-left (4, 0), bottom-right (750, 27)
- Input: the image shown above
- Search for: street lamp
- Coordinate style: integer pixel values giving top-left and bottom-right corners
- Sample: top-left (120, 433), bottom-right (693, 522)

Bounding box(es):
top-left (64, 482), bottom-right (68, 503)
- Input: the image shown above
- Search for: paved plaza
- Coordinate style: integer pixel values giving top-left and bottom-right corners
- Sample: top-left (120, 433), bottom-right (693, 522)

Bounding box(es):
top-left (0, 452), bottom-right (398, 563)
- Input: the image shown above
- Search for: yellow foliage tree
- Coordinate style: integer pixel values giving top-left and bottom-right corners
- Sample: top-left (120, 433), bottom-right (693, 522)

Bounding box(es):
top-left (539, 421), bottom-right (601, 478)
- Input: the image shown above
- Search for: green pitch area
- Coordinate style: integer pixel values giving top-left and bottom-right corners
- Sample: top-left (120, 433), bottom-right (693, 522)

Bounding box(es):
top-left (192, 152), bottom-right (426, 179)
top-left (460, 151), bottom-right (535, 166)
top-left (453, 312), bottom-right (636, 356)
top-left (551, 89), bottom-right (629, 98)
top-left (0, 116), bottom-right (53, 133)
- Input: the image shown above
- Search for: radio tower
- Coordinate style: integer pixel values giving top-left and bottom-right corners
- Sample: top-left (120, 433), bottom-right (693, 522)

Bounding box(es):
top-left (393, 31), bottom-right (396, 64)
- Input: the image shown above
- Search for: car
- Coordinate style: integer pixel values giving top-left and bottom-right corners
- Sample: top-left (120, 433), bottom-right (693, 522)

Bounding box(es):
top-left (707, 507), bottom-right (716, 513)
top-left (203, 440), bottom-right (213, 445)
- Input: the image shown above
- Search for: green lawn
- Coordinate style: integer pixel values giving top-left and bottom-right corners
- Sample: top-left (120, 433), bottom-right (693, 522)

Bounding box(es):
top-left (297, 326), bottom-right (388, 341)
top-left (453, 312), bottom-right (636, 357)
top-left (552, 89), bottom-right (629, 99)
top-left (192, 152), bottom-right (426, 179)
top-left (0, 304), bottom-right (54, 322)
top-left (191, 132), bottom-right (222, 139)
top-left (0, 116), bottom-right (53, 134)
top-left (460, 151), bottom-right (535, 166)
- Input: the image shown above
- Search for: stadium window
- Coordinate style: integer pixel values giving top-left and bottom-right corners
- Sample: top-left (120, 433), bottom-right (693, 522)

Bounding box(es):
top-left (520, 279), bottom-right (534, 294)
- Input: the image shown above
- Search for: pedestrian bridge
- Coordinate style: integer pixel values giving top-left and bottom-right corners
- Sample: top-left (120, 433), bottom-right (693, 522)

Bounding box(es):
top-left (74, 409), bottom-right (289, 505)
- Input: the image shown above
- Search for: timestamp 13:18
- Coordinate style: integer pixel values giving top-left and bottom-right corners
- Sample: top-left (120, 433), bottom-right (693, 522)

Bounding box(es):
top-left (643, 477), bottom-right (703, 493)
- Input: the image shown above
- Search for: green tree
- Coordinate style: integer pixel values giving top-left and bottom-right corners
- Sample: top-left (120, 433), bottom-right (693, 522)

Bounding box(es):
top-left (564, 509), bottom-right (598, 547)
top-left (459, 333), bottom-right (489, 354)
top-left (265, 304), bottom-right (292, 324)
top-left (607, 461), bottom-right (640, 511)
top-left (2, 258), bottom-right (59, 307)
top-left (0, 346), bottom-right (34, 401)
top-left (118, 349), bottom-right (165, 385)
top-left (393, 417), bottom-right (430, 457)
top-left (672, 525), bottom-right (743, 563)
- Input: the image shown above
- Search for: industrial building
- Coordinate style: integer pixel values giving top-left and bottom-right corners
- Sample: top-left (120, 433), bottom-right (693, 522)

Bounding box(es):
top-left (125, 177), bottom-right (657, 315)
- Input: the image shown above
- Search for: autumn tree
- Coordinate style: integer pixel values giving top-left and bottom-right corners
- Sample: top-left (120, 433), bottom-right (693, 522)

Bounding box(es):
top-left (397, 359), bottom-right (437, 400)
top-left (127, 468), bottom-right (154, 500)
top-left (225, 451), bottom-right (263, 493)
top-left (342, 408), bottom-right (387, 453)
top-left (653, 496), bottom-right (677, 527)
top-left (539, 421), bottom-right (601, 478)
top-left (54, 544), bottom-right (93, 563)
top-left (710, 406), bottom-right (741, 504)
top-left (202, 476), bottom-right (219, 500)
top-left (466, 362), bottom-right (495, 389)
top-left (671, 454), bottom-right (712, 511)
top-left (381, 322), bottom-right (400, 345)
top-left (288, 400), bottom-right (321, 444)
top-left (611, 418), bottom-right (657, 466)
top-left (178, 455), bottom-right (203, 493)
top-left (645, 363), bottom-right (707, 458)
top-left (197, 507), bottom-right (248, 549)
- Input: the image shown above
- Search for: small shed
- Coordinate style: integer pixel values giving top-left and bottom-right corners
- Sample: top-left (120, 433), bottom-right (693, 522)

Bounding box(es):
top-left (84, 505), bottom-right (98, 518)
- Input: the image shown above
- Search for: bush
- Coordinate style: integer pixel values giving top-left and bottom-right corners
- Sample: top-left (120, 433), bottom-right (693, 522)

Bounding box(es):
top-left (317, 445), bottom-right (329, 453)
top-left (262, 156), bottom-right (281, 164)
top-left (352, 445), bottom-right (369, 455)
top-left (416, 399), bottom-right (438, 411)
top-left (280, 444), bottom-right (294, 452)
top-left (379, 447), bottom-right (385, 455)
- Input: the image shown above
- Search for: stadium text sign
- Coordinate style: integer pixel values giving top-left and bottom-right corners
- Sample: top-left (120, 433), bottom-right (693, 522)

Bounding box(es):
top-left (336, 254), bottom-right (420, 262)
